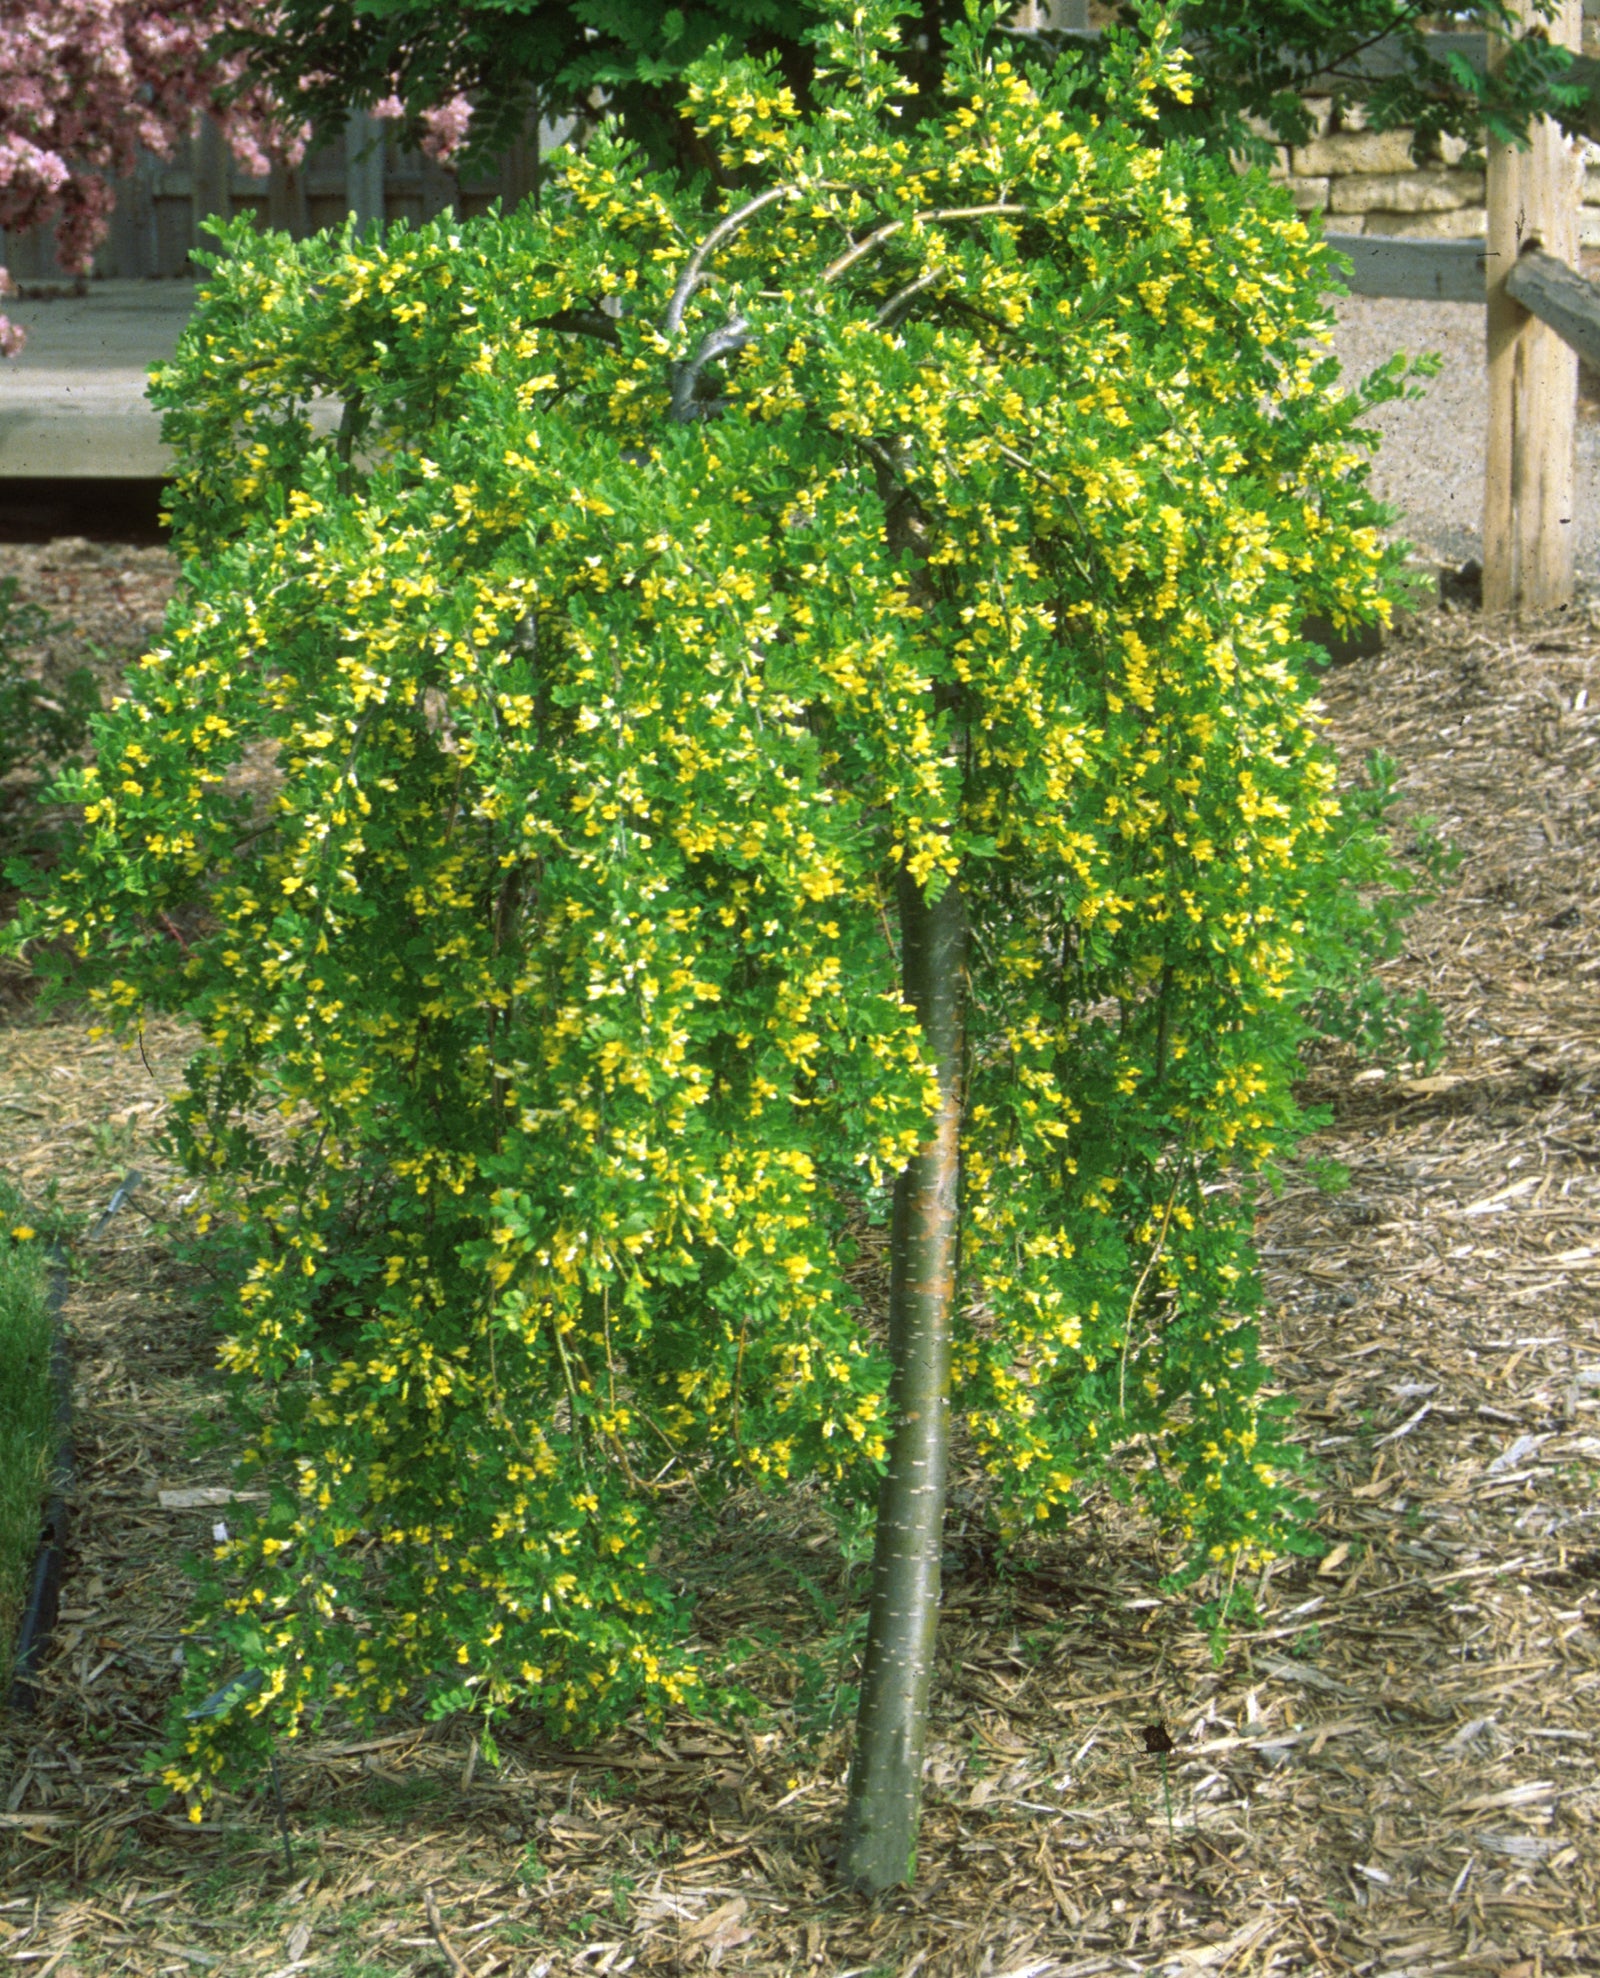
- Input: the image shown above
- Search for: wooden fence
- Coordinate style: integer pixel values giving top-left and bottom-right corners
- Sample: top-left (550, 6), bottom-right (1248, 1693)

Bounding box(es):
top-left (0, 112), bottom-right (547, 287)
top-left (1329, 224), bottom-right (1600, 619)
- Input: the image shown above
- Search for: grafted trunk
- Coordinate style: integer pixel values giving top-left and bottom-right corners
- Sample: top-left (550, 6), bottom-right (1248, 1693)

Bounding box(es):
top-left (838, 864), bottom-right (966, 1894)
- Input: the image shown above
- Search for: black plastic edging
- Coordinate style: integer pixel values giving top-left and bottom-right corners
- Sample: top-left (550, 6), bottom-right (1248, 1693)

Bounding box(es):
top-left (7, 1172), bottom-right (140, 1714)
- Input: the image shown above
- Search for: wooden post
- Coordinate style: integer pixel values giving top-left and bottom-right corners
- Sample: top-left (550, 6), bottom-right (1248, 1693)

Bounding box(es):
top-left (267, 159), bottom-right (309, 241)
top-left (345, 110), bottom-right (387, 236)
top-left (191, 115), bottom-right (232, 270)
top-left (1483, 0), bottom-right (1582, 615)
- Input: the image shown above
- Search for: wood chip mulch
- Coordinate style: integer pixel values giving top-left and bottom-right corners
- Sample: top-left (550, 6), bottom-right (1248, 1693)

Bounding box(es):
top-left (0, 536), bottom-right (175, 690)
top-left (0, 558), bottom-right (1596, 1976)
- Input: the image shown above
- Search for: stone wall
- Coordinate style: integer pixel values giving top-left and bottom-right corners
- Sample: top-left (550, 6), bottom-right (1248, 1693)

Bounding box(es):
top-left (1265, 100), bottom-right (1600, 245)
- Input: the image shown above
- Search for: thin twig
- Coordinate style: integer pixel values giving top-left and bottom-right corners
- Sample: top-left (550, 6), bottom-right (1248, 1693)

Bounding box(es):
top-left (1118, 1182), bottom-right (1179, 1418)
top-left (424, 1887), bottom-right (472, 1978)
top-left (549, 1310), bottom-right (592, 1483)
top-left (993, 439), bottom-right (1063, 493)
top-left (991, 439), bottom-right (1099, 587)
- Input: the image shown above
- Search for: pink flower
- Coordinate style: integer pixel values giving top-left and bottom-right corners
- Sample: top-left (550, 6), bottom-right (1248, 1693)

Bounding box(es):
top-left (0, 1), bottom-right (297, 351)
top-left (0, 2), bottom-right (477, 354)
top-left (419, 94), bottom-right (473, 164)
top-left (0, 135), bottom-right (72, 203)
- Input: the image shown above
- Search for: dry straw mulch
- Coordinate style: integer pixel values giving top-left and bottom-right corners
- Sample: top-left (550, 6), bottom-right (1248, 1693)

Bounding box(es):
top-left (0, 565), bottom-right (1597, 1978)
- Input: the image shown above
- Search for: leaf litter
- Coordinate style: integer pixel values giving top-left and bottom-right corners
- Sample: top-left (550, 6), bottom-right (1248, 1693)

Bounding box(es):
top-left (0, 547), bottom-right (1596, 1975)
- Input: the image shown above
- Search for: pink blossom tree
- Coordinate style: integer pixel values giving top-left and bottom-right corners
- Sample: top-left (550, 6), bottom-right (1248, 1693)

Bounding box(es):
top-left (0, 1), bottom-right (294, 356)
top-left (368, 90), bottom-right (475, 162)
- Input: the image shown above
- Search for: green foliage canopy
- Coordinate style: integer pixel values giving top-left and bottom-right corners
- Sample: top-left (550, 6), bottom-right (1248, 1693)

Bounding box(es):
top-left (221, 0), bottom-right (1596, 178)
top-left (19, 2), bottom-right (1422, 1805)
top-left (1173, 0), bottom-right (1591, 158)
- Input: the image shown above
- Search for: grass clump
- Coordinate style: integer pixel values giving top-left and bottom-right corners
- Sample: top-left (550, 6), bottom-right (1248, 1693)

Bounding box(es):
top-left (0, 1195), bottom-right (54, 1676)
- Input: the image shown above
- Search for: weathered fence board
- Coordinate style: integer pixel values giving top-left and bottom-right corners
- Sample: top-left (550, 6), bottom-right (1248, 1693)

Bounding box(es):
top-left (1504, 245), bottom-right (1600, 368)
top-left (1322, 233), bottom-right (1486, 302)
top-left (0, 118), bottom-right (532, 286)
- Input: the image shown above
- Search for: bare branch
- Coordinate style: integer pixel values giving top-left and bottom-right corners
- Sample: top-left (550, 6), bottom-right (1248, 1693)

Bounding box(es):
top-left (671, 265), bottom-right (955, 427)
top-left (873, 267), bottom-right (949, 329)
top-left (536, 308), bottom-right (621, 345)
top-left (669, 314), bottom-right (751, 425)
top-left (822, 204), bottom-right (1027, 285)
top-left (664, 184), bottom-right (800, 336)
top-left (656, 194), bottom-right (1020, 425)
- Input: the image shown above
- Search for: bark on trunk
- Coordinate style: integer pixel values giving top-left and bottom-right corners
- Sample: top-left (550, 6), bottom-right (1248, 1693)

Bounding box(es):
top-left (838, 863), bottom-right (966, 1894)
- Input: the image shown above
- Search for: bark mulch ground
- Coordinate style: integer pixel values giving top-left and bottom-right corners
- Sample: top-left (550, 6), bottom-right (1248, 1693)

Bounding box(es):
top-left (0, 548), bottom-right (1596, 1977)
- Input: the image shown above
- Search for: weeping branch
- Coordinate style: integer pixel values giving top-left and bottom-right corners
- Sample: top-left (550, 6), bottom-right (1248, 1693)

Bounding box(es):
top-left (822, 203), bottom-right (1028, 284)
top-left (664, 183), bottom-right (801, 335)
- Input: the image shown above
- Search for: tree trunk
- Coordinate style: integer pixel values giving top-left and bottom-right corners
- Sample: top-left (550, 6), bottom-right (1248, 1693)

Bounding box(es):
top-left (838, 863), bottom-right (966, 1894)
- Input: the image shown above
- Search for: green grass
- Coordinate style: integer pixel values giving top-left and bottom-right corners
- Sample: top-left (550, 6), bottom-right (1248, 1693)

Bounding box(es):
top-left (0, 1214), bottom-right (54, 1676)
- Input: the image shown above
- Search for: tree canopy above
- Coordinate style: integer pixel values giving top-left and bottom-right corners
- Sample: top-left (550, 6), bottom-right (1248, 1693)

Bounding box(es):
top-left (219, 0), bottom-right (1597, 182)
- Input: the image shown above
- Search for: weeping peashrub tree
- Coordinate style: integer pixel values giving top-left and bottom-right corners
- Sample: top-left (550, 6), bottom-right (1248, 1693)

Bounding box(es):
top-left (18, 0), bottom-right (1422, 1890)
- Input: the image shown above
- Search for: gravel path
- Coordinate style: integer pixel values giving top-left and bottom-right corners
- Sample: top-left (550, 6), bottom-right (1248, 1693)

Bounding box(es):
top-left (1331, 291), bottom-right (1600, 590)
